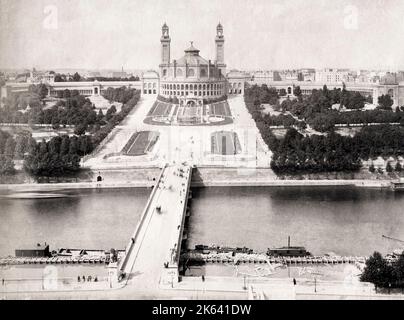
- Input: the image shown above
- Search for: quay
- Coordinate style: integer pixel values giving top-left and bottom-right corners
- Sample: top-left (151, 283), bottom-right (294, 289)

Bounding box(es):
top-left (0, 249), bottom-right (125, 266)
top-left (182, 252), bottom-right (368, 266)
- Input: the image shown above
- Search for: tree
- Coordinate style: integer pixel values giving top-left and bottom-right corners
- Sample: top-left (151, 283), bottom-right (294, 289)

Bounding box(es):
top-left (106, 105), bottom-right (117, 121)
top-left (386, 162), bottom-right (393, 173)
top-left (378, 94), bottom-right (394, 110)
top-left (68, 136), bottom-right (79, 155)
top-left (72, 72), bottom-right (81, 82)
top-left (360, 251), bottom-right (394, 288)
top-left (0, 155), bottom-right (15, 174)
top-left (4, 136), bottom-right (16, 157)
top-left (54, 74), bottom-right (65, 82)
top-left (14, 135), bottom-right (27, 160)
top-left (294, 86), bottom-right (302, 98)
top-left (60, 135), bottom-right (70, 155)
top-left (63, 89), bottom-right (71, 98)
top-left (395, 161), bottom-right (402, 172)
top-left (74, 124), bottom-right (87, 135)
top-left (393, 254), bottom-right (404, 287)
top-left (369, 164), bottom-right (375, 173)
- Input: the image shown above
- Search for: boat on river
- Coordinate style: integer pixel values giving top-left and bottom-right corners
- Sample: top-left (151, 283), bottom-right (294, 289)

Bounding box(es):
top-left (267, 236), bottom-right (312, 257)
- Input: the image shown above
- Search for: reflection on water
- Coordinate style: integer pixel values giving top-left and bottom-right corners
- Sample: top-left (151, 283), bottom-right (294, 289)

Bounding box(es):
top-left (0, 188), bottom-right (150, 256)
top-left (187, 186), bottom-right (404, 256)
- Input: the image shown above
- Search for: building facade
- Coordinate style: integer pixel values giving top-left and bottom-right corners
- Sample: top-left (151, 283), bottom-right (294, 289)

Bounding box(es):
top-left (158, 23), bottom-right (228, 106)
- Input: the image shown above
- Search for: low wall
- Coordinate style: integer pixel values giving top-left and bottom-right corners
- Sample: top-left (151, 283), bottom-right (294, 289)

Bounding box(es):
top-left (191, 167), bottom-right (392, 188)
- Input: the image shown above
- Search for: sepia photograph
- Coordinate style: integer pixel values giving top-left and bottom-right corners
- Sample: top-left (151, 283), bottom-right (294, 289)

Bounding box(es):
top-left (1, 0), bottom-right (404, 308)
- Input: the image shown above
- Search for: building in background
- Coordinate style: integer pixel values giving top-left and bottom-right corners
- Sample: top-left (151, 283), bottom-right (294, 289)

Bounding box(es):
top-left (315, 68), bottom-right (349, 83)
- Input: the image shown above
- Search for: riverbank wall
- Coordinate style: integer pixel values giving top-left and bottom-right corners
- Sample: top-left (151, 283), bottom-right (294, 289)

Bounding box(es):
top-left (191, 167), bottom-right (393, 188)
top-left (0, 166), bottom-right (395, 191)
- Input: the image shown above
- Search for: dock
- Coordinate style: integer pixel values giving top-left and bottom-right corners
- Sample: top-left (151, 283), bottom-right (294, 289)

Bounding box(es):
top-left (0, 249), bottom-right (125, 266)
top-left (182, 252), bottom-right (369, 266)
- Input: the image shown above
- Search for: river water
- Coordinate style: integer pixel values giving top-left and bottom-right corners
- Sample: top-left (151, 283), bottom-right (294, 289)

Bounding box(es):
top-left (0, 188), bottom-right (150, 256)
top-left (1, 186), bottom-right (404, 258)
top-left (187, 186), bottom-right (404, 257)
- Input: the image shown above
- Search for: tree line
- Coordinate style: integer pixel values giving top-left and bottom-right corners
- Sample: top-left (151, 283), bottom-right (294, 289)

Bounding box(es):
top-left (1, 87), bottom-right (141, 176)
top-left (244, 86), bottom-right (404, 174)
top-left (54, 72), bottom-right (139, 82)
top-left (245, 84), bottom-right (403, 133)
top-left (24, 135), bottom-right (92, 176)
top-left (103, 87), bottom-right (138, 104)
top-left (361, 252), bottom-right (404, 290)
top-left (0, 130), bottom-right (31, 174)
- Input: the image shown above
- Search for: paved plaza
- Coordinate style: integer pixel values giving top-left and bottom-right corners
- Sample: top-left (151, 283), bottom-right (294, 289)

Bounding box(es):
top-left (83, 95), bottom-right (272, 170)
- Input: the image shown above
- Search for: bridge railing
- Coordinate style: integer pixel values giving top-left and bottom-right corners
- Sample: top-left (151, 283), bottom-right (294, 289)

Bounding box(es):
top-left (171, 166), bottom-right (193, 267)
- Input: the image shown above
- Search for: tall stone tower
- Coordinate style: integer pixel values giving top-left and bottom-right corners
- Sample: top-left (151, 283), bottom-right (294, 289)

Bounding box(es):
top-left (161, 23), bottom-right (171, 64)
top-left (215, 23), bottom-right (226, 76)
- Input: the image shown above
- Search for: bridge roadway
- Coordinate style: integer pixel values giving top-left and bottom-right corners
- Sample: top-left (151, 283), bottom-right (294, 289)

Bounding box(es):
top-left (117, 163), bottom-right (192, 292)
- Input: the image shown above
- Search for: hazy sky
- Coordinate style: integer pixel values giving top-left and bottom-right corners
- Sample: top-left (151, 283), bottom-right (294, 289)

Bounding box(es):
top-left (1, 0), bottom-right (403, 71)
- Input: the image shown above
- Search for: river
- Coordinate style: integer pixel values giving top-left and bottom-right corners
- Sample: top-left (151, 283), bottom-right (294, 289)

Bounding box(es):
top-left (1, 186), bottom-right (404, 258)
top-left (187, 186), bottom-right (404, 256)
top-left (0, 188), bottom-right (150, 256)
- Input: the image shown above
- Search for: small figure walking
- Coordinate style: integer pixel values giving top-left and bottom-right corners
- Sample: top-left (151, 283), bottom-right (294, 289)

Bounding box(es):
top-left (293, 278), bottom-right (297, 286)
top-left (82, 275), bottom-right (86, 282)
top-left (202, 275), bottom-right (205, 282)
top-left (77, 276), bottom-right (81, 282)
top-left (2, 278), bottom-right (4, 286)
top-left (88, 275), bottom-right (92, 282)
top-left (94, 276), bottom-right (98, 282)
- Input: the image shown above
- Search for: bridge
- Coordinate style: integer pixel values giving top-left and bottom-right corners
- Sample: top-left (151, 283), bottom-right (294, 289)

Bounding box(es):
top-left (116, 163), bottom-right (193, 290)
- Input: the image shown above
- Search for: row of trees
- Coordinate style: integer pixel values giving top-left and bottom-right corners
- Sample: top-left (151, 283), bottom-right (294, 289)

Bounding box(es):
top-left (54, 72), bottom-right (139, 82)
top-left (24, 135), bottom-right (92, 176)
top-left (244, 84), bottom-right (279, 106)
top-left (244, 86), bottom-right (404, 173)
top-left (369, 161), bottom-right (402, 174)
top-left (308, 110), bottom-right (404, 132)
top-left (0, 130), bottom-right (33, 159)
top-left (1, 87), bottom-right (141, 177)
top-left (92, 89), bottom-right (141, 147)
top-left (269, 129), bottom-right (362, 173)
top-left (0, 130), bottom-right (29, 174)
top-left (267, 125), bottom-right (404, 174)
top-left (103, 87), bottom-right (138, 104)
top-left (272, 86), bottom-right (400, 132)
top-left (361, 252), bottom-right (404, 289)
top-left (54, 72), bottom-right (82, 82)
top-left (0, 89), bottom-right (118, 136)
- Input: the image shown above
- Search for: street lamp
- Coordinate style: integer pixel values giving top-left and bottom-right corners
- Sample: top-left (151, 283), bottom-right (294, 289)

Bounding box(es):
top-left (314, 277), bottom-right (317, 293)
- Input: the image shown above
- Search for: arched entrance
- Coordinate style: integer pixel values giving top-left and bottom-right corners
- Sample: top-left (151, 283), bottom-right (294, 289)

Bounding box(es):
top-left (94, 87), bottom-right (99, 95)
top-left (187, 100), bottom-right (196, 107)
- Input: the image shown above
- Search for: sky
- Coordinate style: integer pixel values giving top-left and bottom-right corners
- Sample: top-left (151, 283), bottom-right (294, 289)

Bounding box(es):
top-left (0, 0), bottom-right (403, 71)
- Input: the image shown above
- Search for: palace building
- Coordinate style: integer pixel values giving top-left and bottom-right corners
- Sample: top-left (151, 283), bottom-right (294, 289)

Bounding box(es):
top-left (158, 23), bottom-right (231, 106)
